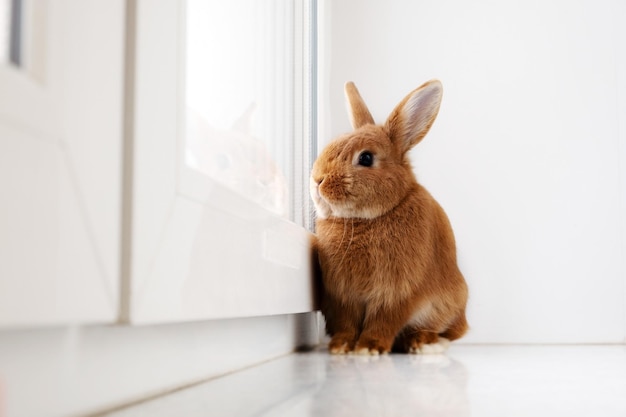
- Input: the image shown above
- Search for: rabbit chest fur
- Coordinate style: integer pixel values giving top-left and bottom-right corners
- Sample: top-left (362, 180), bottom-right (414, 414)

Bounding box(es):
top-left (317, 185), bottom-right (438, 303)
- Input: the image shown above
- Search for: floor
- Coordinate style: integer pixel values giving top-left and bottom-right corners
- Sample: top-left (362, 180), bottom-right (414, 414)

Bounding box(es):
top-left (104, 345), bottom-right (626, 417)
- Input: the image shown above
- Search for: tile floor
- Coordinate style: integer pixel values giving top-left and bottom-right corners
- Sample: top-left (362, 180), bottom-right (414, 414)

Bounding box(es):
top-left (105, 345), bottom-right (626, 417)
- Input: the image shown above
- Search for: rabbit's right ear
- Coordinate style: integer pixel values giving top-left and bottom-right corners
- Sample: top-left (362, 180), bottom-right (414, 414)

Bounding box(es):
top-left (385, 80), bottom-right (443, 154)
top-left (345, 82), bottom-right (375, 129)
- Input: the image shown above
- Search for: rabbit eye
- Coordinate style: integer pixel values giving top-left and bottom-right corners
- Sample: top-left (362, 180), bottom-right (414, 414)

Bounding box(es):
top-left (358, 151), bottom-right (374, 167)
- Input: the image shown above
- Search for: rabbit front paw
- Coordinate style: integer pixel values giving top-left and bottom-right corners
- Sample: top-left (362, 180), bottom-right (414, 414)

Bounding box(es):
top-left (354, 337), bottom-right (392, 355)
top-left (328, 334), bottom-right (355, 355)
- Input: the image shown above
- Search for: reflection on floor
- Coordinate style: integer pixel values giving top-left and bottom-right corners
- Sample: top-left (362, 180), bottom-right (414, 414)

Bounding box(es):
top-left (105, 345), bottom-right (626, 417)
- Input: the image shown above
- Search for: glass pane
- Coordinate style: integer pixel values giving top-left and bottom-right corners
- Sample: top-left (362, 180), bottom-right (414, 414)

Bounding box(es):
top-left (9, 0), bottom-right (21, 66)
top-left (0, 0), bottom-right (21, 66)
top-left (0, 1), bottom-right (6, 63)
top-left (185, 0), bottom-right (297, 219)
top-left (1, 0), bottom-right (47, 81)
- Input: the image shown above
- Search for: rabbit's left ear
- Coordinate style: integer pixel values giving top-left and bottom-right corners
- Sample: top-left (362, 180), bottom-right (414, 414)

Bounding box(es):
top-left (345, 81), bottom-right (375, 129)
top-left (385, 80), bottom-right (443, 154)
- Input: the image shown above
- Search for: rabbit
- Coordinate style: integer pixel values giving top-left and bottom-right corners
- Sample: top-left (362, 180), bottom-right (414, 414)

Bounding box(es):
top-left (310, 80), bottom-right (468, 355)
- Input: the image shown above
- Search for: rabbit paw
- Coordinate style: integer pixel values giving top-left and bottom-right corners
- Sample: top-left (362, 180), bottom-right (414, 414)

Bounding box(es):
top-left (354, 337), bottom-right (391, 355)
top-left (409, 337), bottom-right (451, 355)
top-left (328, 335), bottom-right (354, 355)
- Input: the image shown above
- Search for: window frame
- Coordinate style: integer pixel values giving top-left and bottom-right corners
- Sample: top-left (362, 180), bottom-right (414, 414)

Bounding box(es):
top-left (124, 0), bottom-right (317, 324)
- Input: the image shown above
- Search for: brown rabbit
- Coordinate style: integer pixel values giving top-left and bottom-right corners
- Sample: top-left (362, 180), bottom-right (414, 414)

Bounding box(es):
top-left (311, 80), bottom-right (468, 355)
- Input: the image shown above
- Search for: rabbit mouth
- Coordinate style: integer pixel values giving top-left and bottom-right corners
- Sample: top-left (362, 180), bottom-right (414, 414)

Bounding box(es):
top-left (310, 184), bottom-right (349, 219)
top-left (311, 189), bottom-right (335, 219)
top-left (311, 176), bottom-right (381, 219)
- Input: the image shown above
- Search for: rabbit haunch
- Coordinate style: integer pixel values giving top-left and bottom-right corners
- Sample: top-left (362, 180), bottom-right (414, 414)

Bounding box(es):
top-left (311, 80), bottom-right (468, 355)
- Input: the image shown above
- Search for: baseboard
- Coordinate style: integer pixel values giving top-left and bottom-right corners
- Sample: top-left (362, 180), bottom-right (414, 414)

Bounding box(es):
top-left (0, 313), bottom-right (320, 417)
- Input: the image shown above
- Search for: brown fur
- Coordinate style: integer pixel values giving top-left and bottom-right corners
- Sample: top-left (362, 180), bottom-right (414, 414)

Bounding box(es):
top-left (311, 80), bottom-right (468, 355)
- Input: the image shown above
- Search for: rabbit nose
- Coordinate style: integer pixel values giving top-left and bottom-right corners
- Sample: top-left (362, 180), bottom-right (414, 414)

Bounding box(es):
top-left (316, 176), bottom-right (324, 185)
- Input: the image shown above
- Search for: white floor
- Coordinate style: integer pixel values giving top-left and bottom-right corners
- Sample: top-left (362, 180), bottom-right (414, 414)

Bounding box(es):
top-left (104, 345), bottom-right (626, 417)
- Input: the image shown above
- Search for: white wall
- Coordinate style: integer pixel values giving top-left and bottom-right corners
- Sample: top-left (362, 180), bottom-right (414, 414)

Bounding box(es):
top-left (319, 0), bottom-right (626, 343)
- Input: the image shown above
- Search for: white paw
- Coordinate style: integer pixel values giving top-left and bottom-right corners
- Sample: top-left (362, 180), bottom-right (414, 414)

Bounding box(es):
top-left (410, 338), bottom-right (451, 355)
top-left (354, 347), bottom-right (381, 356)
top-left (330, 343), bottom-right (350, 355)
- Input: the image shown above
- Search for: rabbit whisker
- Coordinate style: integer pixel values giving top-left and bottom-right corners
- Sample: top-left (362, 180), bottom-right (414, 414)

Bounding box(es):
top-left (335, 218), bottom-right (355, 272)
top-left (329, 218), bottom-right (348, 261)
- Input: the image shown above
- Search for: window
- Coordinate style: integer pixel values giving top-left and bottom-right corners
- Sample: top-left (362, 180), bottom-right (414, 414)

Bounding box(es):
top-left (127, 0), bottom-right (318, 322)
top-left (1, 0), bottom-right (19, 66)
top-left (183, 0), bottom-right (316, 229)
top-left (0, 0), bottom-right (46, 81)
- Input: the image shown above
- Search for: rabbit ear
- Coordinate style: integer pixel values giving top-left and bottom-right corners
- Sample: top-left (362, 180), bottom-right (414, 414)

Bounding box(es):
top-left (345, 82), bottom-right (375, 129)
top-left (385, 80), bottom-right (443, 154)
top-left (232, 102), bottom-right (257, 134)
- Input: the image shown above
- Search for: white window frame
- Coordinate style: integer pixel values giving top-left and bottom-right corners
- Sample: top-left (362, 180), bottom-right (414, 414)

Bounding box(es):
top-left (124, 0), bottom-right (317, 324)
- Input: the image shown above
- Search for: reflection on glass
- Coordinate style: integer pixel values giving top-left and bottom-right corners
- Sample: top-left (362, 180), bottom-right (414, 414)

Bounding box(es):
top-left (185, 0), bottom-right (295, 218)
